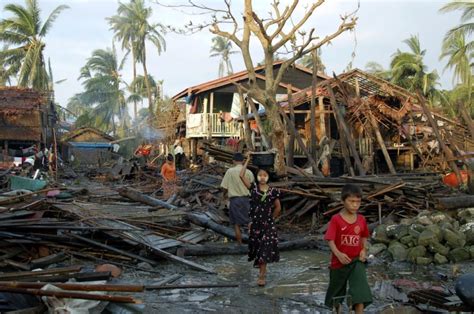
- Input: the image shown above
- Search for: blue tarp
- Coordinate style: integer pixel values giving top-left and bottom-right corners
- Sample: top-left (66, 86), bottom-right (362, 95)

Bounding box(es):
top-left (69, 142), bottom-right (112, 149)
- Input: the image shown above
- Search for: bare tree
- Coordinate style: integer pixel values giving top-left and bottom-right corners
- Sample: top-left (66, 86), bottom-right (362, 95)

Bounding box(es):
top-left (158, 0), bottom-right (357, 175)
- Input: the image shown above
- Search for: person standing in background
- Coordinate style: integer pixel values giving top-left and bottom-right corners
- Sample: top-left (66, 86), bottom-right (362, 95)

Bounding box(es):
top-left (221, 153), bottom-right (255, 244)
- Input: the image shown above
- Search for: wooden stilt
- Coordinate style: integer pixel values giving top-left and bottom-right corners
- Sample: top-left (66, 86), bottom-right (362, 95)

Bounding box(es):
top-left (287, 86), bottom-right (295, 167)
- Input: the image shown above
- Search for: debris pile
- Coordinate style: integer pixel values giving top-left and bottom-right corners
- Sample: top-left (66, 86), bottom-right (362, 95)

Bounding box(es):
top-left (370, 208), bottom-right (474, 264)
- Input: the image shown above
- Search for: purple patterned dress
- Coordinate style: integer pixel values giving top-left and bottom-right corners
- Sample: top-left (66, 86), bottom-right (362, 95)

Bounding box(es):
top-left (248, 183), bottom-right (280, 267)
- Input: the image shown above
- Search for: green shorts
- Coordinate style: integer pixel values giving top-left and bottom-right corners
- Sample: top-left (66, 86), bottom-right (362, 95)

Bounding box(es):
top-left (324, 259), bottom-right (372, 309)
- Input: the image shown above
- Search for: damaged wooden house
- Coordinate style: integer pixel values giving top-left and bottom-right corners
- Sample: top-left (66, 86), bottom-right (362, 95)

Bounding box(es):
top-left (0, 87), bottom-right (56, 168)
top-left (61, 127), bottom-right (117, 166)
top-left (171, 61), bottom-right (328, 160)
top-left (273, 68), bottom-right (474, 176)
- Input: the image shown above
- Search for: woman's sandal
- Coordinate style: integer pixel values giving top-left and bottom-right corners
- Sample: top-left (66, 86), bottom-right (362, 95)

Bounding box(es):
top-left (257, 277), bottom-right (266, 287)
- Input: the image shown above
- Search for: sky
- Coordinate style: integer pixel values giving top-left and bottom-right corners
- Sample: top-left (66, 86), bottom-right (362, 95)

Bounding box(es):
top-left (0, 0), bottom-right (463, 112)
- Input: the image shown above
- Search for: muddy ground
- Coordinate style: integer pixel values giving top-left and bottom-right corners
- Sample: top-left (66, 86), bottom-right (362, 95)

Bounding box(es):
top-left (110, 249), bottom-right (474, 313)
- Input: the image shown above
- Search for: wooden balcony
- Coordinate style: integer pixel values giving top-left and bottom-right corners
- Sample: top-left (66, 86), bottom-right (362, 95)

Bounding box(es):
top-left (186, 113), bottom-right (240, 138)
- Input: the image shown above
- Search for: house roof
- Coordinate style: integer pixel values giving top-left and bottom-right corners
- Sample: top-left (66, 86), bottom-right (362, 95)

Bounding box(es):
top-left (172, 61), bottom-right (329, 101)
top-left (61, 127), bottom-right (115, 142)
top-left (329, 69), bottom-right (417, 100)
top-left (0, 87), bottom-right (47, 111)
top-left (282, 68), bottom-right (419, 109)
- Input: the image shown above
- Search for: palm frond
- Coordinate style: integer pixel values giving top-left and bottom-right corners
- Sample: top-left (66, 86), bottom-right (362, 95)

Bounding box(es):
top-left (39, 4), bottom-right (69, 37)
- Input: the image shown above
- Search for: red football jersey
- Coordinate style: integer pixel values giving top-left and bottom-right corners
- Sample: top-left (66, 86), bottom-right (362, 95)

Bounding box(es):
top-left (324, 213), bottom-right (369, 269)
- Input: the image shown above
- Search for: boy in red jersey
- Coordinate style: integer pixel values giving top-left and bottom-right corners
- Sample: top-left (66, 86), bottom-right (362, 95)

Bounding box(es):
top-left (324, 184), bottom-right (372, 313)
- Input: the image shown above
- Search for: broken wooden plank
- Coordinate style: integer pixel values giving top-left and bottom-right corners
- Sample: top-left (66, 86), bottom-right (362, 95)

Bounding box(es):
top-left (118, 187), bottom-right (178, 211)
top-left (325, 82), bottom-right (365, 175)
top-left (30, 252), bottom-right (68, 269)
top-left (0, 286), bottom-right (140, 304)
top-left (0, 266), bottom-right (82, 280)
top-left (68, 233), bottom-right (158, 266)
top-left (0, 282), bottom-right (145, 292)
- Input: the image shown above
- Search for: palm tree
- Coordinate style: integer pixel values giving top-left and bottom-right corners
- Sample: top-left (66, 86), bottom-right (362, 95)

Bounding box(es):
top-left (66, 94), bottom-right (90, 119)
top-left (390, 35), bottom-right (440, 98)
top-left (107, 0), bottom-right (165, 121)
top-left (440, 1), bottom-right (473, 113)
top-left (210, 36), bottom-right (238, 77)
top-left (440, 1), bottom-right (474, 47)
top-left (0, 0), bottom-right (68, 91)
top-left (364, 62), bottom-right (391, 80)
top-left (108, 4), bottom-right (139, 120)
top-left (76, 48), bottom-right (130, 136)
top-left (440, 30), bottom-right (472, 86)
top-left (297, 50), bottom-right (326, 74)
top-left (126, 74), bottom-right (159, 125)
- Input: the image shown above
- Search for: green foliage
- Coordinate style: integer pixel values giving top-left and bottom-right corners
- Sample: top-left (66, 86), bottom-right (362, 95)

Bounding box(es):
top-left (0, 0), bottom-right (68, 90)
top-left (108, 0), bottom-right (166, 118)
top-left (296, 50), bottom-right (326, 74)
top-left (364, 62), bottom-right (391, 80)
top-left (72, 47), bottom-right (130, 136)
top-left (390, 35), bottom-right (440, 98)
top-left (210, 36), bottom-right (238, 77)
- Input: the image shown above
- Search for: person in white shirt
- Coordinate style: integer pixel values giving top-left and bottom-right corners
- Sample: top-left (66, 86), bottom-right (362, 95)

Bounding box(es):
top-left (174, 141), bottom-right (185, 170)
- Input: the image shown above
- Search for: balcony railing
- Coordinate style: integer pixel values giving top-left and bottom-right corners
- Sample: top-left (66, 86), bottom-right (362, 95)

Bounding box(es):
top-left (186, 113), bottom-right (240, 138)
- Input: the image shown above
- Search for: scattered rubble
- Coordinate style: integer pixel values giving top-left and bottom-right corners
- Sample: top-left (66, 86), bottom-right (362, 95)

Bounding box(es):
top-left (371, 208), bottom-right (474, 264)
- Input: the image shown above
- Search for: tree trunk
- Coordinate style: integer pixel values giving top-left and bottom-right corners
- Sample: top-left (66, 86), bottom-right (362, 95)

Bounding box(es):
top-left (267, 106), bottom-right (287, 176)
top-left (186, 212), bottom-right (249, 242)
top-left (238, 89), bottom-right (254, 150)
top-left (437, 195), bottom-right (474, 210)
top-left (141, 44), bottom-right (154, 122)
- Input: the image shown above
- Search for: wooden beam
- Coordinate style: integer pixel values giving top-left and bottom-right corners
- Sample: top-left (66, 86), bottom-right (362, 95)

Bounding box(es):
top-left (0, 286), bottom-right (140, 304)
top-left (208, 93), bottom-right (214, 139)
top-left (248, 98), bottom-right (271, 149)
top-left (278, 106), bottom-right (323, 176)
top-left (310, 50), bottom-right (319, 160)
top-left (418, 94), bottom-right (462, 183)
top-left (118, 187), bottom-right (178, 211)
top-left (69, 233), bottom-right (158, 266)
top-left (368, 111), bottom-right (396, 174)
top-left (325, 83), bottom-right (365, 176)
top-left (287, 86), bottom-right (295, 167)
top-left (458, 102), bottom-right (474, 140)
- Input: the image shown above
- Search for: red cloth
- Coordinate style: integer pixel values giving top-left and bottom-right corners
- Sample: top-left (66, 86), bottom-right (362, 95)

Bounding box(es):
top-left (136, 145), bottom-right (152, 157)
top-left (324, 213), bottom-right (369, 269)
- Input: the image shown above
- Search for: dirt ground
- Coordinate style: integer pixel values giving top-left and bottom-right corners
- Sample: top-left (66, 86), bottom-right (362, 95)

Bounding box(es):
top-left (109, 249), bottom-right (474, 313)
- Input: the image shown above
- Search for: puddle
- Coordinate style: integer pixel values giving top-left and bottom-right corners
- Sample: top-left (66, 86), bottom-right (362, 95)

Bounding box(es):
top-left (133, 249), bottom-right (474, 313)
